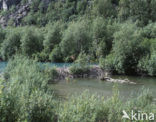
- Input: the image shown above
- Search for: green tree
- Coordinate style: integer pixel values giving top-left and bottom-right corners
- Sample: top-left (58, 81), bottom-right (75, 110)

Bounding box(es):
top-left (118, 0), bottom-right (156, 26)
top-left (1, 31), bottom-right (21, 60)
top-left (91, 17), bottom-right (115, 59)
top-left (21, 28), bottom-right (44, 57)
top-left (60, 19), bottom-right (91, 62)
top-left (93, 0), bottom-right (117, 18)
top-left (112, 22), bottom-right (143, 74)
top-left (44, 22), bottom-right (63, 53)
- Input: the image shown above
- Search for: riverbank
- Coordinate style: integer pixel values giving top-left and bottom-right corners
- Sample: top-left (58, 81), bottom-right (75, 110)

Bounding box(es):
top-left (54, 65), bottom-right (136, 84)
top-left (1, 56), bottom-right (156, 122)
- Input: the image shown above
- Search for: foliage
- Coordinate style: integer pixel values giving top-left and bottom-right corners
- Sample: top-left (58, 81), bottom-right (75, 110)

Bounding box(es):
top-left (0, 56), bottom-right (155, 121)
top-left (91, 17), bottom-right (115, 58)
top-left (92, 0), bottom-right (117, 18)
top-left (0, 55), bottom-right (56, 122)
top-left (69, 51), bottom-right (91, 75)
top-left (0, 29), bottom-right (21, 60)
top-left (21, 27), bottom-right (44, 57)
top-left (43, 65), bottom-right (58, 82)
top-left (60, 19), bottom-right (91, 62)
top-left (58, 86), bottom-right (155, 122)
top-left (43, 21), bottom-right (63, 53)
top-left (49, 45), bottom-right (63, 62)
top-left (111, 22), bottom-right (144, 74)
top-left (0, 0), bottom-right (156, 76)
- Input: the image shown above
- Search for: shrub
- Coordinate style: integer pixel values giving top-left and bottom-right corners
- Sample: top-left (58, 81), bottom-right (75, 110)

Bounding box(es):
top-left (49, 45), bottom-right (63, 62)
top-left (25, 91), bottom-right (56, 122)
top-left (92, 0), bottom-right (117, 18)
top-left (58, 91), bottom-right (108, 122)
top-left (0, 28), bottom-right (6, 44)
top-left (91, 17), bottom-right (114, 58)
top-left (0, 88), bottom-right (21, 122)
top-left (60, 19), bottom-right (91, 62)
top-left (137, 38), bottom-right (156, 76)
top-left (0, 55), bottom-right (57, 121)
top-left (69, 64), bottom-right (90, 76)
top-left (44, 22), bottom-right (63, 53)
top-left (21, 27), bottom-right (44, 57)
top-left (99, 53), bottom-right (116, 73)
top-left (112, 21), bottom-right (143, 74)
top-left (69, 52), bottom-right (91, 76)
top-left (58, 86), bottom-right (154, 122)
top-left (0, 30), bottom-right (21, 60)
top-left (43, 65), bottom-right (58, 82)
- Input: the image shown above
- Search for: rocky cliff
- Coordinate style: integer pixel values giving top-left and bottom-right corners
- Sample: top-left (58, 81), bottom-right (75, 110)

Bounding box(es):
top-left (0, 0), bottom-right (50, 28)
top-left (0, 0), bottom-right (21, 10)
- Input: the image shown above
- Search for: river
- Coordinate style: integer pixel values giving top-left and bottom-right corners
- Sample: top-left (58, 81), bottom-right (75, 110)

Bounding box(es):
top-left (52, 76), bottom-right (156, 100)
top-left (1, 62), bottom-right (156, 100)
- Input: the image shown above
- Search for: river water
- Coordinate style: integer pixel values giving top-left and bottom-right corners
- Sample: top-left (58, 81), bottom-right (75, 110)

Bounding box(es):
top-left (0, 62), bottom-right (156, 99)
top-left (52, 76), bottom-right (156, 100)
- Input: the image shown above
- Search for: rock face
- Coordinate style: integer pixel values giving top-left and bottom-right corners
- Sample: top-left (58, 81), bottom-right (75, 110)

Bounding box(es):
top-left (0, 0), bottom-right (21, 10)
top-left (0, 0), bottom-right (52, 27)
top-left (0, 3), bottom-right (30, 28)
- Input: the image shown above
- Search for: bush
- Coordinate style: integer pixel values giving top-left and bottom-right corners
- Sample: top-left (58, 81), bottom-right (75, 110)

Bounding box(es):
top-left (112, 21), bottom-right (143, 74)
top-left (21, 27), bottom-right (44, 57)
top-left (137, 38), bottom-right (156, 76)
top-left (69, 52), bottom-right (91, 76)
top-left (99, 53), bottom-right (116, 73)
top-left (0, 30), bottom-right (21, 60)
top-left (0, 28), bottom-right (6, 44)
top-left (49, 45), bottom-right (63, 62)
top-left (69, 64), bottom-right (90, 76)
top-left (0, 89), bottom-right (21, 122)
top-left (60, 19), bottom-right (91, 62)
top-left (43, 65), bottom-right (58, 82)
top-left (58, 86), bottom-right (154, 122)
top-left (0, 55), bottom-right (57, 121)
top-left (25, 91), bottom-right (56, 122)
top-left (44, 22), bottom-right (63, 53)
top-left (58, 91), bottom-right (109, 122)
top-left (91, 17), bottom-right (114, 58)
top-left (138, 53), bottom-right (156, 76)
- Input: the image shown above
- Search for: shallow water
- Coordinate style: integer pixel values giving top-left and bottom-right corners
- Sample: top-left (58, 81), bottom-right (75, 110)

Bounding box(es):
top-left (52, 76), bottom-right (156, 100)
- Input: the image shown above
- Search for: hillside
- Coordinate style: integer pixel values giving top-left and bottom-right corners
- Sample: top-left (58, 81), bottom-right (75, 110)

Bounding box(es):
top-left (0, 0), bottom-right (156, 76)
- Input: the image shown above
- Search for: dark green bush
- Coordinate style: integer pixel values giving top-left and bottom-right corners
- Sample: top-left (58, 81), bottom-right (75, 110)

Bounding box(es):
top-left (0, 30), bottom-right (21, 60)
top-left (0, 55), bottom-right (57, 121)
top-left (43, 65), bottom-right (58, 82)
top-left (111, 22), bottom-right (144, 74)
top-left (93, 0), bottom-right (117, 18)
top-left (58, 86), bottom-right (155, 122)
top-left (49, 45), bottom-right (63, 62)
top-left (21, 27), bottom-right (44, 57)
top-left (99, 53), bottom-right (116, 73)
top-left (58, 91), bottom-right (107, 122)
top-left (60, 19), bottom-right (91, 62)
top-left (0, 29), bottom-right (6, 44)
top-left (44, 22), bottom-right (63, 53)
top-left (69, 64), bottom-right (90, 76)
top-left (91, 17), bottom-right (115, 58)
top-left (69, 52), bottom-right (91, 75)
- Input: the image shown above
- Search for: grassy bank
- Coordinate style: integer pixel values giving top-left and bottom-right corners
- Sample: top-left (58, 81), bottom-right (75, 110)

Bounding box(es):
top-left (0, 56), bottom-right (155, 122)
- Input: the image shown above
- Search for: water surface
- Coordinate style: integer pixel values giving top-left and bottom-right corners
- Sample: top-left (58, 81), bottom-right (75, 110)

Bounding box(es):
top-left (52, 76), bottom-right (156, 100)
top-left (1, 62), bottom-right (156, 100)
